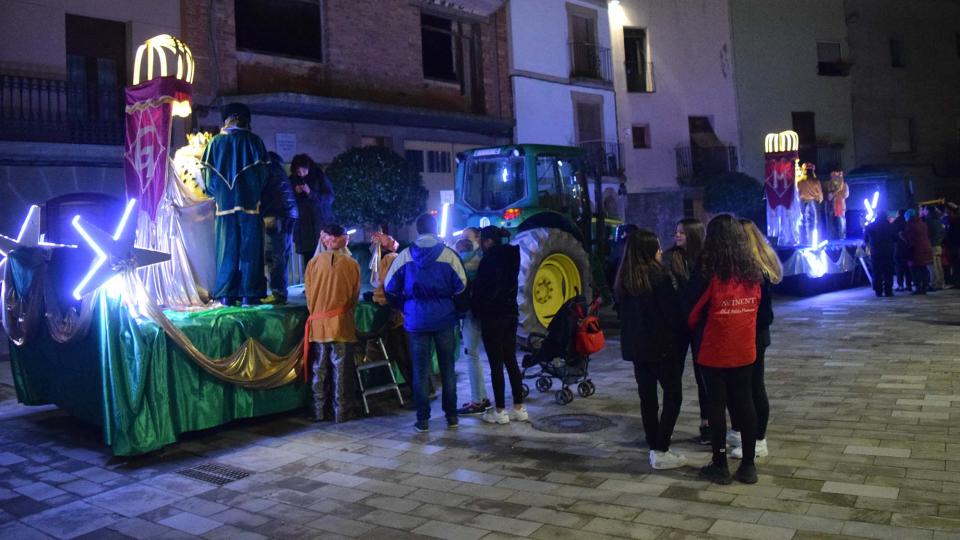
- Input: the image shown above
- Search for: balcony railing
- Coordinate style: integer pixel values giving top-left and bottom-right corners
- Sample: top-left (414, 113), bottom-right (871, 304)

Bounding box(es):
top-left (579, 140), bottom-right (621, 177)
top-left (817, 60), bottom-right (853, 77)
top-left (569, 42), bottom-right (613, 83)
top-left (0, 74), bottom-right (123, 145)
top-left (676, 144), bottom-right (739, 185)
top-left (625, 61), bottom-right (655, 93)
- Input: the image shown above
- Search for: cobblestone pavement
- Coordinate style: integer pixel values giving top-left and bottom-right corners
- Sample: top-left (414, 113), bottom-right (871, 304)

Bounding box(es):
top-left (0, 287), bottom-right (958, 539)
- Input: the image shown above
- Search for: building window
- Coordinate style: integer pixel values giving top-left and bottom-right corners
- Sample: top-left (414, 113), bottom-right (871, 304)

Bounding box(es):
top-left (426, 150), bottom-right (451, 173)
top-left (624, 28), bottom-right (652, 92)
top-left (816, 41), bottom-right (849, 76)
top-left (405, 150), bottom-right (424, 173)
top-left (235, 0), bottom-right (322, 61)
top-left (889, 117), bottom-right (914, 153)
top-left (632, 125), bottom-right (651, 149)
top-left (568, 5), bottom-right (607, 81)
top-left (421, 14), bottom-right (457, 82)
top-left (817, 41), bottom-right (841, 63)
top-left (890, 39), bottom-right (905, 68)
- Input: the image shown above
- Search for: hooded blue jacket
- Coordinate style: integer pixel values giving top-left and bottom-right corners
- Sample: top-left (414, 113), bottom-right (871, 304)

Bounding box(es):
top-left (384, 235), bottom-right (468, 332)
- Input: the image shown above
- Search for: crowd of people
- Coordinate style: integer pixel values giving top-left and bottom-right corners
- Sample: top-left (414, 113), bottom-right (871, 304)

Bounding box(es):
top-left (865, 204), bottom-right (960, 297)
top-left (202, 102), bottom-right (335, 308)
top-left (610, 215), bottom-right (778, 485)
top-left (205, 103), bottom-right (956, 487)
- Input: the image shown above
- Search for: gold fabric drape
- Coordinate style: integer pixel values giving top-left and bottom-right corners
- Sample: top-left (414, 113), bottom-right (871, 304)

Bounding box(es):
top-left (123, 272), bottom-right (302, 389)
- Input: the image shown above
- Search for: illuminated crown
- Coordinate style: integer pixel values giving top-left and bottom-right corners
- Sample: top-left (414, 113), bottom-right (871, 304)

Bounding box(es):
top-left (133, 34), bottom-right (195, 85)
top-left (186, 131), bottom-right (212, 149)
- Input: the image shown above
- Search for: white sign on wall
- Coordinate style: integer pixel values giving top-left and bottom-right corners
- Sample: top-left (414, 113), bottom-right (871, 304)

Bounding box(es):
top-left (275, 133), bottom-right (297, 160)
top-left (440, 190), bottom-right (454, 205)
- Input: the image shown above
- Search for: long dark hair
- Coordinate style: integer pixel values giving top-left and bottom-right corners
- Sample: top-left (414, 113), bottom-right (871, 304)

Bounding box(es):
top-left (668, 218), bottom-right (704, 280)
top-left (614, 229), bottom-right (664, 298)
top-left (290, 153), bottom-right (315, 173)
top-left (699, 214), bottom-right (763, 283)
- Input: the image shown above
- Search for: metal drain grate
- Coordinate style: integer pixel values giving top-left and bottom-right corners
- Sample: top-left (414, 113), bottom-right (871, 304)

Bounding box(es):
top-left (177, 463), bottom-right (251, 486)
top-left (531, 413), bottom-right (614, 434)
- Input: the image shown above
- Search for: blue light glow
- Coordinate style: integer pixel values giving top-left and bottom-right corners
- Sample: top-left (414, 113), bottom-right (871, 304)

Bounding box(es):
top-left (71, 215), bottom-right (108, 301)
top-left (439, 203), bottom-right (450, 238)
top-left (113, 199), bottom-right (138, 241)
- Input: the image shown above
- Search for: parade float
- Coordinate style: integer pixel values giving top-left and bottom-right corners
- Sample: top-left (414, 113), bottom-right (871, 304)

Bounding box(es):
top-left (0, 35), bottom-right (334, 456)
top-left (762, 130), bottom-right (868, 295)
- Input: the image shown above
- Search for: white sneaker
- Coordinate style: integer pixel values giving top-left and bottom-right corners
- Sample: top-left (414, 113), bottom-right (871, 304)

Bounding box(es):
top-left (726, 429), bottom-right (742, 448)
top-left (481, 408), bottom-right (509, 425)
top-left (648, 450), bottom-right (688, 470)
top-left (730, 439), bottom-right (768, 459)
top-left (756, 439), bottom-right (768, 457)
top-left (508, 406), bottom-right (529, 422)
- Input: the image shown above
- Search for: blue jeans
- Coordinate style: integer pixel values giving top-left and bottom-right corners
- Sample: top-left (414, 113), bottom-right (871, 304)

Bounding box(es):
top-left (409, 327), bottom-right (457, 424)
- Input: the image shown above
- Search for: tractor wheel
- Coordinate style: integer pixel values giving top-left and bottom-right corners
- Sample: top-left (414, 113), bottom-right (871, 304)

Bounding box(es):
top-left (513, 227), bottom-right (592, 337)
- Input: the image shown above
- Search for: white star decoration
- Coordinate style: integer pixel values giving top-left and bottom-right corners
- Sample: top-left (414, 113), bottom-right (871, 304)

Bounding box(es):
top-left (0, 205), bottom-right (42, 259)
top-left (71, 199), bottom-right (170, 300)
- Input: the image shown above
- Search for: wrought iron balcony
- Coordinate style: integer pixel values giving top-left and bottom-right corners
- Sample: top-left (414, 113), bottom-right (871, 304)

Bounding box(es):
top-left (676, 144), bottom-right (739, 185)
top-left (579, 140), bottom-right (621, 177)
top-left (0, 74), bottom-right (123, 145)
top-left (569, 42), bottom-right (613, 83)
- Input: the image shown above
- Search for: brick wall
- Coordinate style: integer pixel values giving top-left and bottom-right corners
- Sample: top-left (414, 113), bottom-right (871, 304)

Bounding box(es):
top-left (181, 0), bottom-right (512, 118)
top-left (181, 0), bottom-right (238, 107)
top-left (482, 6), bottom-right (512, 120)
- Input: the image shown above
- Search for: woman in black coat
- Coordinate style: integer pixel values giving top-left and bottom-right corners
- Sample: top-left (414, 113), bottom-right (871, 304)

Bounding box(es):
top-left (290, 154), bottom-right (335, 262)
top-left (663, 218), bottom-right (709, 444)
top-left (471, 226), bottom-right (527, 425)
top-left (615, 228), bottom-right (686, 470)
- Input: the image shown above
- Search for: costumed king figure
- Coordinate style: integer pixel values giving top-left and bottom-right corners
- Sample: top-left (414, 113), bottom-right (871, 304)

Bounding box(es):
top-left (201, 103), bottom-right (269, 306)
top-left (797, 163), bottom-right (823, 246)
top-left (824, 170), bottom-right (849, 240)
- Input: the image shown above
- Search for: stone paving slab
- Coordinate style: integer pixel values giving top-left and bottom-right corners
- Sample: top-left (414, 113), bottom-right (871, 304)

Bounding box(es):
top-left (0, 287), bottom-right (958, 539)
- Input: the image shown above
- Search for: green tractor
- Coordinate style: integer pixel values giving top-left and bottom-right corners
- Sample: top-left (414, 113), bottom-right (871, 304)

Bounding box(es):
top-left (453, 144), bottom-right (615, 336)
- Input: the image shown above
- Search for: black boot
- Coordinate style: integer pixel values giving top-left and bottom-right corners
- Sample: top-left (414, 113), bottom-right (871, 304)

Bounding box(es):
top-left (699, 461), bottom-right (732, 484)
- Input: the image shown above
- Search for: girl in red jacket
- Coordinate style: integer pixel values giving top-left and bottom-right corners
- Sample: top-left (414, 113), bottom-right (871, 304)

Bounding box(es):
top-left (688, 214), bottom-right (764, 484)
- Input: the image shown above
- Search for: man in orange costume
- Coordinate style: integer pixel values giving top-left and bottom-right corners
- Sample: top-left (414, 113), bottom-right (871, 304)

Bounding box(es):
top-left (797, 163), bottom-right (823, 246)
top-left (304, 224), bottom-right (361, 422)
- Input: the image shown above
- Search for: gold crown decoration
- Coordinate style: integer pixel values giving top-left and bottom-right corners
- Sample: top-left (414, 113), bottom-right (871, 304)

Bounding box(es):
top-left (186, 131), bottom-right (212, 149)
top-left (764, 130), bottom-right (799, 154)
top-left (173, 132), bottom-right (213, 200)
top-left (133, 34), bottom-right (195, 85)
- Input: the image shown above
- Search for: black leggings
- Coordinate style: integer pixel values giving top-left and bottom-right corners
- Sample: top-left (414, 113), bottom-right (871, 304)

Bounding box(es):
top-left (730, 347), bottom-right (769, 440)
top-left (481, 317), bottom-right (523, 409)
top-left (701, 364), bottom-right (756, 467)
top-left (680, 336), bottom-right (709, 422)
top-left (633, 360), bottom-right (683, 452)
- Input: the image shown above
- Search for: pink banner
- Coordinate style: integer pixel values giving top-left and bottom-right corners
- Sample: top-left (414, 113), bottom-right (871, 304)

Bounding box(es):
top-left (123, 77), bottom-right (192, 221)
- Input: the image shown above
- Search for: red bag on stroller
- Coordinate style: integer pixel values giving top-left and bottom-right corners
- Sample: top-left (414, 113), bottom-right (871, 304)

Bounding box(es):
top-left (574, 298), bottom-right (605, 356)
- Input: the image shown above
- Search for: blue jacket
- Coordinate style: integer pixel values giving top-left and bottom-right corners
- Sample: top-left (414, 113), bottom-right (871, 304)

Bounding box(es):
top-left (201, 127), bottom-right (268, 215)
top-left (384, 235), bottom-right (468, 333)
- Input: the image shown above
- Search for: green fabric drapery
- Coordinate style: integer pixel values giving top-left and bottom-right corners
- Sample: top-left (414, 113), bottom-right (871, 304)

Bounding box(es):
top-left (10, 290), bottom-right (310, 456)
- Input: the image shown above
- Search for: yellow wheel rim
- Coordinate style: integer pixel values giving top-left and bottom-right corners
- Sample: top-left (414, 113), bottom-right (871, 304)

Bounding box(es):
top-left (532, 253), bottom-right (582, 327)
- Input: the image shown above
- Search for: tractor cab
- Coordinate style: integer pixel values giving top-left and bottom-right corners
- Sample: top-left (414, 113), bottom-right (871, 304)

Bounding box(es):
top-left (455, 145), bottom-right (587, 234)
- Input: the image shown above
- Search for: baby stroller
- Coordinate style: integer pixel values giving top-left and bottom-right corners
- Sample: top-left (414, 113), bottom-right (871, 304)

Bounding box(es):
top-left (520, 295), bottom-right (605, 405)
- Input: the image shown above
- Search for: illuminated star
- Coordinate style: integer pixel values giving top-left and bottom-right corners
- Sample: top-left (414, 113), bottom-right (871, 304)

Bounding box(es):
top-left (0, 205), bottom-right (42, 260)
top-left (71, 199), bottom-right (170, 300)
